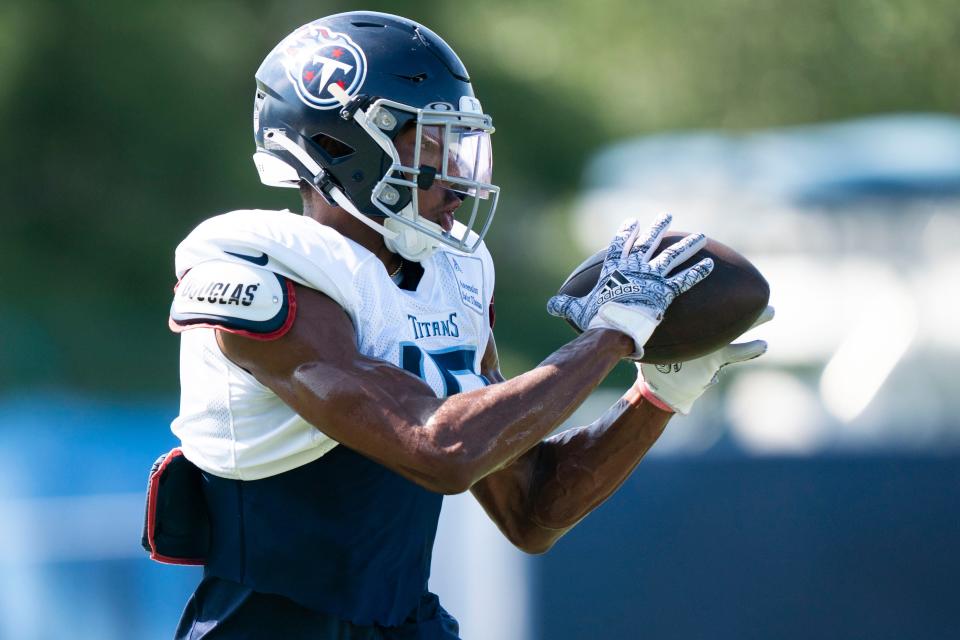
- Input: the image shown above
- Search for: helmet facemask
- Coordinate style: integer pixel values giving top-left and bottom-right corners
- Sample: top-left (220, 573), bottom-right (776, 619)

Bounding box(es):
top-left (336, 90), bottom-right (499, 261)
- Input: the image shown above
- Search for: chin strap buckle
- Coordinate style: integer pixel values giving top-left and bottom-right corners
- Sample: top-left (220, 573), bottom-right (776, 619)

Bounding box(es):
top-left (312, 170), bottom-right (337, 206)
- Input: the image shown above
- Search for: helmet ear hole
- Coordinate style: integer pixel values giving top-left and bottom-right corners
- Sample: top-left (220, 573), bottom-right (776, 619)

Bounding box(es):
top-left (310, 133), bottom-right (355, 161)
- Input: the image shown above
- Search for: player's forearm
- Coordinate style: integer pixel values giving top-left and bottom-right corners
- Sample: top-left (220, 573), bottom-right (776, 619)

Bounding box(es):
top-left (532, 386), bottom-right (670, 526)
top-left (485, 386), bottom-right (671, 552)
top-left (425, 328), bottom-right (633, 490)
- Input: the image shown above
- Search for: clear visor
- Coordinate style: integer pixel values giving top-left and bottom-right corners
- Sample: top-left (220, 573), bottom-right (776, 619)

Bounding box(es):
top-left (362, 98), bottom-right (500, 255)
top-left (408, 124), bottom-right (494, 199)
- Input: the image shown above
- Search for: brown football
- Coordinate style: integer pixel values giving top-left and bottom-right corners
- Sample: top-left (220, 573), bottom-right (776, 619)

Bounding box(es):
top-left (557, 232), bottom-right (769, 364)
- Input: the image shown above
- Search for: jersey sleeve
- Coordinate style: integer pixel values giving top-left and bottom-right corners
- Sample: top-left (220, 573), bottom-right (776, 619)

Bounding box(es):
top-left (169, 260), bottom-right (296, 340)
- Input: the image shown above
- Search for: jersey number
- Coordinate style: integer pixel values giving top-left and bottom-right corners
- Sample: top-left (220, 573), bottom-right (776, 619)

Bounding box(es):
top-left (400, 343), bottom-right (488, 397)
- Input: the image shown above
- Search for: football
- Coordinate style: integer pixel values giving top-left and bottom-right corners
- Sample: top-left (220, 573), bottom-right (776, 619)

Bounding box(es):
top-left (556, 232), bottom-right (770, 363)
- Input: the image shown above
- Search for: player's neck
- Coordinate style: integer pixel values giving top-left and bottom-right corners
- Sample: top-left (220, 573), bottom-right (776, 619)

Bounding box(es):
top-left (301, 190), bottom-right (401, 274)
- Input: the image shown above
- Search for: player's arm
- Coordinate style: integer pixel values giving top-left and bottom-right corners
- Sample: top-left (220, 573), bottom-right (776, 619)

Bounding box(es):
top-left (470, 307), bottom-right (774, 553)
top-left (218, 284), bottom-right (634, 495)
top-left (469, 334), bottom-right (672, 554)
top-left (218, 214), bottom-right (709, 496)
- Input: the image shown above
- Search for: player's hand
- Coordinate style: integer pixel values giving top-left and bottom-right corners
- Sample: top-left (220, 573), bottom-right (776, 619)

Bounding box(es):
top-left (547, 213), bottom-right (714, 358)
top-left (638, 305), bottom-right (775, 414)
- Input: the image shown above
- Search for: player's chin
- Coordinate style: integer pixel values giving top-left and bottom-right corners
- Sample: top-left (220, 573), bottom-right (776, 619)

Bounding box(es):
top-left (423, 186), bottom-right (468, 232)
top-left (439, 211), bottom-right (456, 232)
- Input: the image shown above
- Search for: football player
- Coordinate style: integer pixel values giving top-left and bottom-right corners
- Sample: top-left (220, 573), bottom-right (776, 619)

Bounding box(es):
top-left (163, 11), bottom-right (770, 640)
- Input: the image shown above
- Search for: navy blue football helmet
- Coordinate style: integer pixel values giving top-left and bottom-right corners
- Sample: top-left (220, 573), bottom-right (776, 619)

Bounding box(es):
top-left (253, 12), bottom-right (498, 261)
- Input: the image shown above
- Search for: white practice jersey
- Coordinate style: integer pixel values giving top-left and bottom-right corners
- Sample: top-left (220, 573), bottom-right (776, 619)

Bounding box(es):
top-left (170, 209), bottom-right (495, 480)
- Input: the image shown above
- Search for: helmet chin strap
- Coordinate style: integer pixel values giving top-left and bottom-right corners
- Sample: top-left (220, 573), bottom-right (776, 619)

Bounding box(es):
top-left (263, 128), bottom-right (398, 241)
top-left (383, 213), bottom-right (441, 262)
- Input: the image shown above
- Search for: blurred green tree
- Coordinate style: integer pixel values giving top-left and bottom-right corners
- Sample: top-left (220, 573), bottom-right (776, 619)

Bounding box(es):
top-left (1, 0), bottom-right (957, 393)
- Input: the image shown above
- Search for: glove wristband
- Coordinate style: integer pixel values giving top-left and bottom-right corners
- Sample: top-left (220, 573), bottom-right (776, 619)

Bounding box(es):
top-left (637, 381), bottom-right (677, 413)
top-left (588, 302), bottom-right (660, 358)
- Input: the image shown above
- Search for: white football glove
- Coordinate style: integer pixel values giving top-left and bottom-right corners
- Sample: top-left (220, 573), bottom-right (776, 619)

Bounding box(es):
top-left (638, 305), bottom-right (775, 414)
top-left (547, 214), bottom-right (714, 358)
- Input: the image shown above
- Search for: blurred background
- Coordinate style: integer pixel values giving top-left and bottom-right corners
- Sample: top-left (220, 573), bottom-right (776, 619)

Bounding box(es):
top-left (1, 0), bottom-right (958, 638)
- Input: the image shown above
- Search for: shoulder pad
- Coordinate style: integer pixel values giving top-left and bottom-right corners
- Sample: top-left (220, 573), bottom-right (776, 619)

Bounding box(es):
top-left (169, 260), bottom-right (295, 340)
top-left (174, 211), bottom-right (362, 320)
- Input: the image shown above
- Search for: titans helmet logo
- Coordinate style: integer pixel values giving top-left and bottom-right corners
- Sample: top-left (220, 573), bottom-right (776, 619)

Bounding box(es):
top-left (280, 25), bottom-right (367, 110)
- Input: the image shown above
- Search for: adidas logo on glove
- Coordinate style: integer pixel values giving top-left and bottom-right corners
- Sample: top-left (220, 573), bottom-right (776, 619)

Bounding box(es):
top-left (596, 271), bottom-right (643, 305)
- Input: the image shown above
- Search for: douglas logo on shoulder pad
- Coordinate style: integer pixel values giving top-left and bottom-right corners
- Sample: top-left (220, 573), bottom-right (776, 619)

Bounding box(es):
top-left (278, 25), bottom-right (367, 110)
top-left (177, 279), bottom-right (258, 306)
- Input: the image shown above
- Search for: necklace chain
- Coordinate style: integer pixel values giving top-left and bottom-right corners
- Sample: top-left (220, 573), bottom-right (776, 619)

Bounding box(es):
top-left (389, 259), bottom-right (403, 280)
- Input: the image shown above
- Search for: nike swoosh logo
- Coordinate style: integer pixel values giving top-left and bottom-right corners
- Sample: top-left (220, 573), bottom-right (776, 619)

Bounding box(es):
top-left (224, 251), bottom-right (269, 266)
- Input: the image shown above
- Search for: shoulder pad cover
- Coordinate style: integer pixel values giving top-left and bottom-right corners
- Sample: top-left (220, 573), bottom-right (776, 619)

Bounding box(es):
top-left (169, 260), bottom-right (296, 340)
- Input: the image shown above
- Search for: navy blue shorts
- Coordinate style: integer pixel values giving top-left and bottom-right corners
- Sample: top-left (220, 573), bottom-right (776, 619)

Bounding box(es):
top-left (175, 577), bottom-right (461, 640)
